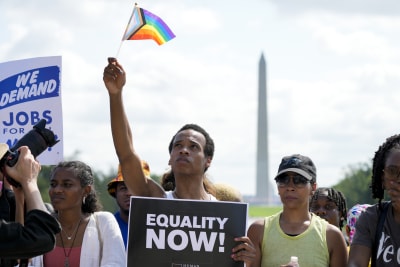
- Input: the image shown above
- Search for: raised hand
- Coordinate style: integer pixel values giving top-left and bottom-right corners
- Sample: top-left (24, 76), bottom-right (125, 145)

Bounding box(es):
top-left (103, 57), bottom-right (126, 95)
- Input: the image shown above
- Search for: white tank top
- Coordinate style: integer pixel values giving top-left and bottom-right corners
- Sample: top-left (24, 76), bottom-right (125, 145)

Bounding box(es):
top-left (165, 191), bottom-right (217, 201)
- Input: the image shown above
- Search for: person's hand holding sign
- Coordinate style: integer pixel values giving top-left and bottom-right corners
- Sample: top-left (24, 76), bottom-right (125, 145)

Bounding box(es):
top-left (231, 236), bottom-right (256, 265)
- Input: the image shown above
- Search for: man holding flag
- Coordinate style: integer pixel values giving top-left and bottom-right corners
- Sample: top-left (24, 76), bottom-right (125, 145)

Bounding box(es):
top-left (103, 57), bottom-right (256, 266)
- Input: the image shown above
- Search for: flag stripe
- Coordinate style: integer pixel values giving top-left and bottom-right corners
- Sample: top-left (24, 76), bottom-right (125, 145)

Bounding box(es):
top-left (132, 27), bottom-right (164, 45)
top-left (122, 6), bottom-right (145, 40)
top-left (142, 9), bottom-right (175, 41)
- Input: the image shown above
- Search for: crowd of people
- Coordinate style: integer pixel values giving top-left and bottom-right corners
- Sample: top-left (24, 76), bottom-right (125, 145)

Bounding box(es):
top-left (0, 57), bottom-right (398, 267)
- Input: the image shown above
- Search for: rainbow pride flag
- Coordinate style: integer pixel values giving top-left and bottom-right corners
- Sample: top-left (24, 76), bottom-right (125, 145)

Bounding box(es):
top-left (122, 5), bottom-right (175, 45)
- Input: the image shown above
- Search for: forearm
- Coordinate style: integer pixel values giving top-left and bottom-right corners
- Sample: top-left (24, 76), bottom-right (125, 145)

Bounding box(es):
top-left (23, 182), bottom-right (46, 212)
top-left (348, 245), bottom-right (370, 267)
top-left (109, 92), bottom-right (135, 160)
top-left (347, 263), bottom-right (365, 267)
top-left (15, 197), bottom-right (24, 225)
top-left (109, 92), bottom-right (153, 196)
top-left (0, 210), bottom-right (60, 258)
top-left (4, 146), bottom-right (44, 213)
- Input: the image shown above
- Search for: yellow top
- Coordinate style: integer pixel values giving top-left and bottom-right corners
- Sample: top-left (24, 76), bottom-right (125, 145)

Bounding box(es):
top-left (261, 212), bottom-right (329, 267)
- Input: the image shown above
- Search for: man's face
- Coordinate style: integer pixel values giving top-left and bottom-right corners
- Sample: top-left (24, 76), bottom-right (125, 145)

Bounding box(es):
top-left (169, 129), bottom-right (211, 176)
top-left (115, 182), bottom-right (132, 214)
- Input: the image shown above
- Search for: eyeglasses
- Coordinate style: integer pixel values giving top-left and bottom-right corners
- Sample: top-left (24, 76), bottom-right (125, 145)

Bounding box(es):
top-left (383, 166), bottom-right (400, 181)
top-left (275, 174), bottom-right (310, 188)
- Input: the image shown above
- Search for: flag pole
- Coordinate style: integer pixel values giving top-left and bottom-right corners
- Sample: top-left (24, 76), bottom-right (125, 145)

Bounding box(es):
top-left (116, 3), bottom-right (139, 58)
top-left (115, 41), bottom-right (124, 59)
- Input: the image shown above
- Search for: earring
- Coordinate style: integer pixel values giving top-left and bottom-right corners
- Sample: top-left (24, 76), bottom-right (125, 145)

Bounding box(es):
top-left (83, 196), bottom-right (86, 205)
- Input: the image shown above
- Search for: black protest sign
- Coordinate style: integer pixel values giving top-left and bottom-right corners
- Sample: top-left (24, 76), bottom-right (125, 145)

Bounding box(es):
top-left (127, 196), bottom-right (247, 267)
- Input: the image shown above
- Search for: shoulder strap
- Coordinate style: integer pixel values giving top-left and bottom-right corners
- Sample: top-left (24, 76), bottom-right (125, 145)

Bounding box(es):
top-left (371, 201), bottom-right (390, 267)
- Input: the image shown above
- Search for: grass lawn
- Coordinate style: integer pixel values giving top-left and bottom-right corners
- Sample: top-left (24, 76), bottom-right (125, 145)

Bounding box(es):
top-left (248, 205), bottom-right (282, 217)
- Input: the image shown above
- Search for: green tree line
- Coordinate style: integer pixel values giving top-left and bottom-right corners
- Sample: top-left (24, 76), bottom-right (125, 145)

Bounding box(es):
top-left (333, 163), bottom-right (375, 208)
top-left (36, 159), bottom-right (376, 212)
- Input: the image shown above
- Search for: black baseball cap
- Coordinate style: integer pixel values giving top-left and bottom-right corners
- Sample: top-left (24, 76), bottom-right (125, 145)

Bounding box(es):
top-left (274, 154), bottom-right (316, 182)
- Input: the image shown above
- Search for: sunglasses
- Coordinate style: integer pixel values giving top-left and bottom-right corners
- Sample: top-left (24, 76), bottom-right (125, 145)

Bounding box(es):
top-left (275, 174), bottom-right (310, 188)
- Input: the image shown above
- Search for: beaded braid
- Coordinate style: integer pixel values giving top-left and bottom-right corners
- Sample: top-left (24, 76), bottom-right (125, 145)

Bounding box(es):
top-left (371, 134), bottom-right (400, 203)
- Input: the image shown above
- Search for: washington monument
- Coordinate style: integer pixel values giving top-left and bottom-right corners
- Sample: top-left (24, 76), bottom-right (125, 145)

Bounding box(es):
top-left (256, 53), bottom-right (272, 204)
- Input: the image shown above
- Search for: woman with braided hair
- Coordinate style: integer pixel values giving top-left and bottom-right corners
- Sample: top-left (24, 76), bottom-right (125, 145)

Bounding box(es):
top-left (348, 134), bottom-right (400, 267)
top-left (310, 187), bottom-right (348, 233)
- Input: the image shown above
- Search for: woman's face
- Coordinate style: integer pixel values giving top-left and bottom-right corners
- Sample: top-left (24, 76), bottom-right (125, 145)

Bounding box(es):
top-left (277, 172), bottom-right (316, 209)
top-left (49, 168), bottom-right (87, 211)
top-left (310, 192), bottom-right (341, 228)
top-left (383, 149), bottom-right (400, 208)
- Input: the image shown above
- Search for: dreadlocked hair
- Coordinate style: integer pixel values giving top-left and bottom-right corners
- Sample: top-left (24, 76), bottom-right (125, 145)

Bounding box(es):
top-left (161, 169), bottom-right (175, 191)
top-left (371, 134), bottom-right (400, 202)
top-left (310, 187), bottom-right (348, 230)
top-left (160, 168), bottom-right (216, 197)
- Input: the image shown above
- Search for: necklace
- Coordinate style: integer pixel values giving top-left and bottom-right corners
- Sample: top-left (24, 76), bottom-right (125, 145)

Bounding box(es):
top-left (61, 218), bottom-right (82, 240)
top-left (59, 217), bottom-right (82, 267)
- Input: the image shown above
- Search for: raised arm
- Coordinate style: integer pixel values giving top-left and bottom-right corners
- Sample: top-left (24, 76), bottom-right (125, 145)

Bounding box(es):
top-left (103, 58), bottom-right (164, 197)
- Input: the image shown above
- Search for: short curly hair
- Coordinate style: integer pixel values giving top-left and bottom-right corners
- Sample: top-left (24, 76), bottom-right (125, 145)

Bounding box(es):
top-left (168, 124), bottom-right (215, 172)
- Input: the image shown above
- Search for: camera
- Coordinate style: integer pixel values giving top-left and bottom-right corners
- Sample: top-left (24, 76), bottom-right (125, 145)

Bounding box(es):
top-left (0, 119), bottom-right (59, 187)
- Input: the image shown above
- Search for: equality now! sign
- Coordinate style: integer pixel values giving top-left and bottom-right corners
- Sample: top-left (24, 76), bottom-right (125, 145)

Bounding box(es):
top-left (128, 197), bottom-right (248, 267)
